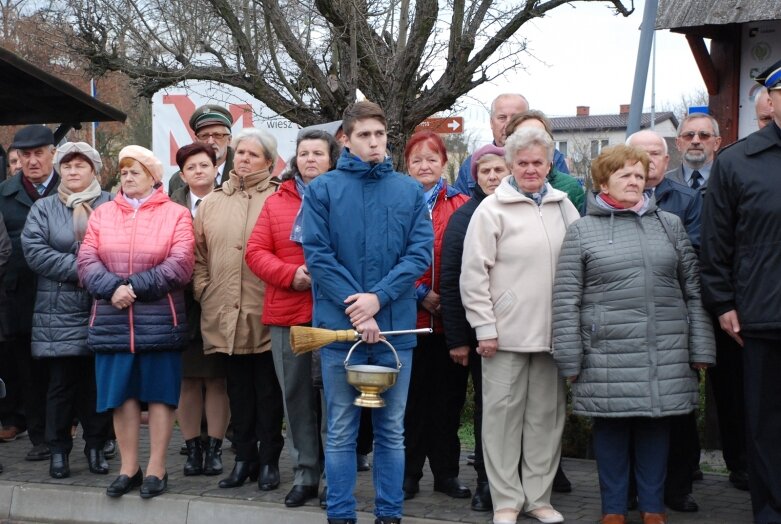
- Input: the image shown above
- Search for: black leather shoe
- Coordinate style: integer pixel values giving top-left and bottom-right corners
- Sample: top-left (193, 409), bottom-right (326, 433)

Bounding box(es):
top-left (258, 463), bottom-right (280, 491)
top-left (106, 469), bottom-right (143, 497)
top-left (179, 443), bottom-right (189, 455)
top-left (729, 469), bottom-right (749, 491)
top-left (471, 480), bottom-right (492, 512)
top-left (320, 486), bottom-right (328, 509)
top-left (434, 477), bottom-right (471, 498)
top-left (26, 443), bottom-right (50, 461)
top-left (357, 453), bottom-right (371, 471)
top-left (327, 520), bottom-right (356, 524)
top-left (218, 460), bottom-right (260, 488)
top-left (402, 476), bottom-right (419, 500)
top-left (665, 493), bottom-right (699, 512)
top-left (374, 518), bottom-right (401, 524)
top-left (49, 452), bottom-right (70, 479)
top-left (85, 448), bottom-right (109, 474)
top-left (285, 484), bottom-right (318, 507)
top-left (553, 464), bottom-right (572, 493)
top-left (140, 472), bottom-right (168, 499)
top-left (103, 439), bottom-right (117, 460)
top-left (183, 437), bottom-right (203, 476)
top-left (466, 451), bottom-right (476, 465)
top-left (203, 437), bottom-right (223, 476)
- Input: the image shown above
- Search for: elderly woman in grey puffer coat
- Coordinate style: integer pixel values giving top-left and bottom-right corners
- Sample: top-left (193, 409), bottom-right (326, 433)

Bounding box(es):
top-left (552, 145), bottom-right (715, 524)
top-left (22, 142), bottom-right (113, 480)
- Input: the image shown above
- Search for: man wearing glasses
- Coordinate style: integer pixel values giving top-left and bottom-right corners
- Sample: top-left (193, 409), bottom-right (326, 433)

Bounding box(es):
top-left (667, 113), bottom-right (722, 195)
top-left (169, 104), bottom-right (234, 195)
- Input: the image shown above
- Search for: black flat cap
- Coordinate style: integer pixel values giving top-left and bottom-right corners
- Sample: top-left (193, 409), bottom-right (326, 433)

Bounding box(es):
top-left (755, 59), bottom-right (781, 90)
top-left (11, 125), bottom-right (54, 149)
top-left (189, 104), bottom-right (233, 132)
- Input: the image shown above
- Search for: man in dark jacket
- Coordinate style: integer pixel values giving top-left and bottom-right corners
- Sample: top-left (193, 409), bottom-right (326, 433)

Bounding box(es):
top-left (628, 130), bottom-right (715, 512)
top-left (168, 103), bottom-right (235, 195)
top-left (701, 59), bottom-right (781, 524)
top-left (0, 125), bottom-right (59, 460)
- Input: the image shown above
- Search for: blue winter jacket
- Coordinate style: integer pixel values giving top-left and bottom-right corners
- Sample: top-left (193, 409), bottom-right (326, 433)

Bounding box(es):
top-left (302, 149), bottom-right (434, 351)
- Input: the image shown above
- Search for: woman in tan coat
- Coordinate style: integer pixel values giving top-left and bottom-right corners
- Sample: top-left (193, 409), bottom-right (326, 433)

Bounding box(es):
top-left (193, 128), bottom-right (284, 491)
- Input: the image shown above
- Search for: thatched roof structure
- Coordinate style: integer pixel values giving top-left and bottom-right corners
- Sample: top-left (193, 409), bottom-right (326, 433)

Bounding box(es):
top-left (656, 0), bottom-right (781, 30)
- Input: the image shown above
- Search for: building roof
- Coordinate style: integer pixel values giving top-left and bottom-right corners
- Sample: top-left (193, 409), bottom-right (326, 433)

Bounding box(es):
top-left (550, 111), bottom-right (678, 132)
top-left (656, 0), bottom-right (781, 30)
top-left (0, 46), bottom-right (126, 130)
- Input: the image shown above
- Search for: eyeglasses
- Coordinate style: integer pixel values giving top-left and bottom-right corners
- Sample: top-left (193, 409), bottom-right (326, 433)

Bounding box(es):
top-left (678, 131), bottom-right (715, 141)
top-left (196, 132), bottom-right (231, 141)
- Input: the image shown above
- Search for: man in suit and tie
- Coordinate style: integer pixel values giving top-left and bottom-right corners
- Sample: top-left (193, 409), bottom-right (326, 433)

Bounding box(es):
top-left (667, 113), bottom-right (722, 194)
top-left (668, 112), bottom-right (751, 504)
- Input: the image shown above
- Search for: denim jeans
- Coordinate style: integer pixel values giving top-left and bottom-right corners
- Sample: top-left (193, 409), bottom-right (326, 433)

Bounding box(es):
top-left (592, 416), bottom-right (670, 515)
top-left (321, 342), bottom-right (412, 520)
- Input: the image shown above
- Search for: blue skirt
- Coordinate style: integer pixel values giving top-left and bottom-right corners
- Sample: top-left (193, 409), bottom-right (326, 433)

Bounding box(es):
top-left (95, 351), bottom-right (182, 412)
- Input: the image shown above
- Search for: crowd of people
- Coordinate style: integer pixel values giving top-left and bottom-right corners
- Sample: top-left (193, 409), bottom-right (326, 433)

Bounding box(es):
top-left (1, 57), bottom-right (781, 524)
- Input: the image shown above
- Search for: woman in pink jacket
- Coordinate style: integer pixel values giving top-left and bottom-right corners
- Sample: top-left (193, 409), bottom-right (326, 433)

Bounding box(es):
top-left (77, 146), bottom-right (194, 500)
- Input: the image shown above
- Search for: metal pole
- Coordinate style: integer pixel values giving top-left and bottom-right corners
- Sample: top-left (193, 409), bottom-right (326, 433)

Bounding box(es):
top-left (626, 0), bottom-right (659, 137)
top-left (650, 32), bottom-right (656, 130)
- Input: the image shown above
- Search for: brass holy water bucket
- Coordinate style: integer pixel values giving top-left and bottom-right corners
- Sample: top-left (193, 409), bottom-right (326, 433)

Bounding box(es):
top-left (342, 328), bottom-right (432, 408)
top-left (344, 338), bottom-right (401, 408)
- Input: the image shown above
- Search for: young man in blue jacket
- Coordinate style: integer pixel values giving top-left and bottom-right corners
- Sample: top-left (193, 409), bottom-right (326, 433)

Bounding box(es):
top-left (302, 101), bottom-right (433, 524)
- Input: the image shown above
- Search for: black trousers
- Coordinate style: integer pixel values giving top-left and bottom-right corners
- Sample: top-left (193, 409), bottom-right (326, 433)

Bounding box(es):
top-left (404, 334), bottom-right (469, 481)
top-left (707, 323), bottom-right (746, 473)
top-left (742, 336), bottom-right (781, 524)
top-left (0, 335), bottom-right (48, 444)
top-left (225, 352), bottom-right (284, 464)
top-left (664, 411), bottom-right (700, 498)
top-left (469, 345), bottom-right (487, 482)
top-left (45, 356), bottom-right (111, 453)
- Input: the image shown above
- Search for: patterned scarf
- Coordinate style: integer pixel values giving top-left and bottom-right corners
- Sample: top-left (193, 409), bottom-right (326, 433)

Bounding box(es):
top-left (509, 177), bottom-right (548, 206)
top-left (57, 178), bottom-right (102, 241)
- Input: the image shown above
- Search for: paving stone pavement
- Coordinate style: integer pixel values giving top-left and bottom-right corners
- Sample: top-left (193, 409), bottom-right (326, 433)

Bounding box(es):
top-left (0, 427), bottom-right (753, 523)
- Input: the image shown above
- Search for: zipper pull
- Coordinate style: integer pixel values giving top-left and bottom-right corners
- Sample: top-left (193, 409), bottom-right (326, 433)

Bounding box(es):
top-left (239, 176), bottom-right (246, 192)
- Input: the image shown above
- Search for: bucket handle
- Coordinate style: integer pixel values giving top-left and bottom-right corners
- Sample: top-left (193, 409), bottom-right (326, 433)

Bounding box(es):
top-left (344, 338), bottom-right (401, 370)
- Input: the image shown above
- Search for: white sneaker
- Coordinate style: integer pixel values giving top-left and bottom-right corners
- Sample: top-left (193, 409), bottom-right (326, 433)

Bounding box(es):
top-left (525, 507), bottom-right (564, 523)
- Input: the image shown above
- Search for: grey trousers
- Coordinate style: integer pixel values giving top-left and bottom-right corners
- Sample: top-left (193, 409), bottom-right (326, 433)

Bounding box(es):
top-left (270, 326), bottom-right (322, 486)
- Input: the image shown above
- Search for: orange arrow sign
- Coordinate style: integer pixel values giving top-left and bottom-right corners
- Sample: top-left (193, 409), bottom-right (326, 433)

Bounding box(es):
top-left (414, 117), bottom-right (464, 134)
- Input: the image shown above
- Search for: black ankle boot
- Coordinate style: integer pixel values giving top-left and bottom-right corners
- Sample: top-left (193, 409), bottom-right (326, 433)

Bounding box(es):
top-left (218, 460), bottom-right (259, 488)
top-left (49, 452), bottom-right (70, 479)
top-left (183, 437), bottom-right (203, 476)
top-left (375, 518), bottom-right (401, 524)
top-left (471, 480), bottom-right (492, 512)
top-left (85, 447), bottom-right (109, 474)
top-left (203, 437), bottom-right (223, 476)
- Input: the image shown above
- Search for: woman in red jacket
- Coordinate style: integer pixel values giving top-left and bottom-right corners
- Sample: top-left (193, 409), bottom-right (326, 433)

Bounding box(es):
top-left (245, 129), bottom-right (340, 508)
top-left (402, 131), bottom-right (470, 500)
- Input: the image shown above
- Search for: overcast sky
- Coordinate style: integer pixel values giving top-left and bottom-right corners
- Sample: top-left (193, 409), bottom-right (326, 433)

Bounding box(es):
top-left (457, 0), bottom-right (706, 141)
